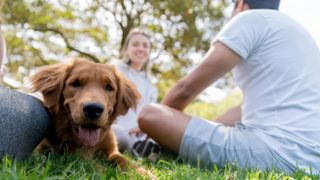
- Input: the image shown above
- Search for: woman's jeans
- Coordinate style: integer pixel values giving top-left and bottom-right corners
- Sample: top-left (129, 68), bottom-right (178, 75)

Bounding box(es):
top-left (0, 86), bottom-right (51, 159)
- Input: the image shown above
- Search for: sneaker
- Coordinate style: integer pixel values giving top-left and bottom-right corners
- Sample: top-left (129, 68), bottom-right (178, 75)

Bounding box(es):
top-left (132, 138), bottom-right (161, 161)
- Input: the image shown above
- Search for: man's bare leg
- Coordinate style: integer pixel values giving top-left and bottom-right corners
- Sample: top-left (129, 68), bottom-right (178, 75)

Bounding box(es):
top-left (138, 103), bottom-right (191, 153)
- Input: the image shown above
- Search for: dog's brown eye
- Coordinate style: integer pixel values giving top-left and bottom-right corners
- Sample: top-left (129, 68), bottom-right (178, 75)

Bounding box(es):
top-left (71, 79), bottom-right (81, 88)
top-left (105, 84), bottom-right (113, 92)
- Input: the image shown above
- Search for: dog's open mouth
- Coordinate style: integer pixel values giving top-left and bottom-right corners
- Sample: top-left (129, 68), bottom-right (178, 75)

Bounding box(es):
top-left (72, 123), bottom-right (101, 147)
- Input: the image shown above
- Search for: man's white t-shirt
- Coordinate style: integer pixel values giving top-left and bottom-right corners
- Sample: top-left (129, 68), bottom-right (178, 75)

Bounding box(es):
top-left (213, 10), bottom-right (320, 168)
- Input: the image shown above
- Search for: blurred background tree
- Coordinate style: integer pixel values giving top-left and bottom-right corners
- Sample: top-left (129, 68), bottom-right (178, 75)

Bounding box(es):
top-left (1, 0), bottom-right (241, 119)
top-left (1, 0), bottom-right (231, 95)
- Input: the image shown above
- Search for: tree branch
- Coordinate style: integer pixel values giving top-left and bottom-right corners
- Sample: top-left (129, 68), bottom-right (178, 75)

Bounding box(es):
top-left (34, 26), bottom-right (100, 63)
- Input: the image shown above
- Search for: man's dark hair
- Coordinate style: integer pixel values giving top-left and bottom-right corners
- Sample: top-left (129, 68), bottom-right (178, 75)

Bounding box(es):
top-left (233, 0), bottom-right (280, 10)
top-left (244, 0), bottom-right (280, 10)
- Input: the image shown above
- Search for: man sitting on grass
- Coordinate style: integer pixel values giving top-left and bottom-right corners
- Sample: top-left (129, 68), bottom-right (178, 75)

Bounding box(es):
top-left (138, 0), bottom-right (320, 174)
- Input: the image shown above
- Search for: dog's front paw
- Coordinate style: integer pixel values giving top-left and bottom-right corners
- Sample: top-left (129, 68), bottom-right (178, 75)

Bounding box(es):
top-left (136, 167), bottom-right (157, 180)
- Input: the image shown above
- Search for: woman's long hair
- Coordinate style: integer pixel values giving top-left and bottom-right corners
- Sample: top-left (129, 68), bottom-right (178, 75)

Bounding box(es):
top-left (119, 28), bottom-right (152, 75)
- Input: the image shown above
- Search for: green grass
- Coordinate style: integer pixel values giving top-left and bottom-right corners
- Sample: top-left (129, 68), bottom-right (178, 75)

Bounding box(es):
top-left (1, 92), bottom-right (318, 179)
top-left (0, 152), bottom-right (318, 180)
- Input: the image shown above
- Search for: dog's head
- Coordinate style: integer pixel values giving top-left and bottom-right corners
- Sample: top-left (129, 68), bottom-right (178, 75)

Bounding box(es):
top-left (32, 58), bottom-right (140, 147)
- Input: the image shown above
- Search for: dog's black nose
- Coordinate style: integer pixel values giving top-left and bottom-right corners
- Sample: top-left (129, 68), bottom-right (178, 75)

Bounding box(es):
top-left (83, 102), bottom-right (104, 119)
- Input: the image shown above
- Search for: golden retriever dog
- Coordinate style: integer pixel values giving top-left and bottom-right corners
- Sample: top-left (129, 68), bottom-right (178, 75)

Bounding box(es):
top-left (31, 58), bottom-right (155, 178)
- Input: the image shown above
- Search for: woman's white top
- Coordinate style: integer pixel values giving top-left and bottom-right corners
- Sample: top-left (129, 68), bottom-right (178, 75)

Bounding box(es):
top-left (111, 60), bottom-right (158, 130)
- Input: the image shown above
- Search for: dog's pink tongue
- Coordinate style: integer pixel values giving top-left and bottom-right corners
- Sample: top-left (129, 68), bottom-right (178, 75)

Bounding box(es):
top-left (78, 127), bottom-right (101, 147)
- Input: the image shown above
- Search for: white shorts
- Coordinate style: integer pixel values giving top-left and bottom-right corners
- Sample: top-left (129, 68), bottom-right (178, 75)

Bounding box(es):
top-left (179, 117), bottom-right (299, 173)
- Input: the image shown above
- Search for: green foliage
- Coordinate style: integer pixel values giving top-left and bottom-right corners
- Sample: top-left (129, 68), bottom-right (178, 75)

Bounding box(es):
top-left (1, 0), bottom-right (229, 90)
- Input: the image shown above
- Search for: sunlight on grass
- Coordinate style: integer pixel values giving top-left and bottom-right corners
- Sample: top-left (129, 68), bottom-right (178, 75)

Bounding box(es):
top-left (0, 152), bottom-right (318, 179)
top-left (0, 93), bottom-right (318, 179)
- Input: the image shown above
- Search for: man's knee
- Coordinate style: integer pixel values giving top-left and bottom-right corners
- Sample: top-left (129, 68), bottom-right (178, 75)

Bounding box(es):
top-left (138, 103), bottom-right (161, 131)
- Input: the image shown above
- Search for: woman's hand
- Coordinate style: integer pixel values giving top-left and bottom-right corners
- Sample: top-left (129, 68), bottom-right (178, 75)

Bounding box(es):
top-left (129, 127), bottom-right (144, 137)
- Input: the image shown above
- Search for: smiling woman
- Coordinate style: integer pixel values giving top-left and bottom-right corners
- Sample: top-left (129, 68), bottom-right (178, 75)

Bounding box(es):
top-left (111, 28), bottom-right (161, 160)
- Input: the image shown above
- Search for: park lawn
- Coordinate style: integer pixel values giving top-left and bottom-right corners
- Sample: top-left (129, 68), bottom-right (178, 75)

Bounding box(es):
top-left (0, 152), bottom-right (317, 180)
top-left (1, 94), bottom-right (317, 179)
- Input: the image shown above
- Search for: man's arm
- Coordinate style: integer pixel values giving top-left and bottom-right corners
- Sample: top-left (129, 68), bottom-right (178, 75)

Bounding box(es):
top-left (161, 42), bottom-right (242, 110)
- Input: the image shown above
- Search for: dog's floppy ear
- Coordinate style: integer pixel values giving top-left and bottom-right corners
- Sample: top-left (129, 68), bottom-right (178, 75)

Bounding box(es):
top-left (113, 70), bottom-right (141, 117)
top-left (31, 63), bottom-right (72, 113)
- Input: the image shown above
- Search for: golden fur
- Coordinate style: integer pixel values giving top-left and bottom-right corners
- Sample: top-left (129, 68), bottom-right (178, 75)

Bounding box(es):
top-left (32, 58), bottom-right (155, 178)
